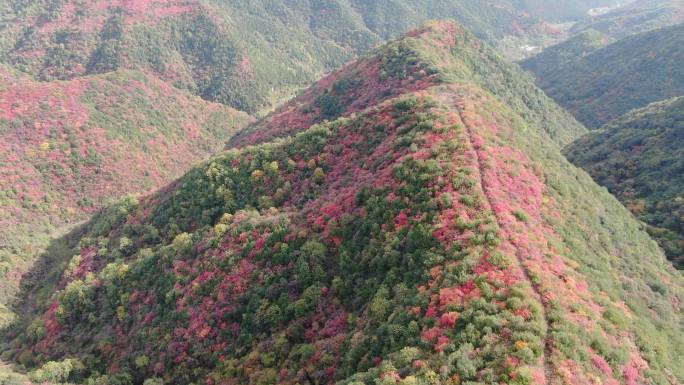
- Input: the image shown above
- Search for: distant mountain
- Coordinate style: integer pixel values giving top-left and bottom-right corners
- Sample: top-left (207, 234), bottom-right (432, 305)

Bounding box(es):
top-left (6, 21), bottom-right (681, 385)
top-left (0, 0), bottom-right (605, 114)
top-left (521, 22), bottom-right (684, 128)
top-left (523, 19), bottom-right (684, 271)
top-left (566, 96), bottom-right (684, 268)
top-left (572, 0), bottom-right (684, 38)
top-left (0, 0), bottom-right (299, 113)
top-left (0, 67), bottom-right (251, 325)
top-left (509, 0), bottom-right (624, 21)
top-left (518, 29), bottom-right (616, 75)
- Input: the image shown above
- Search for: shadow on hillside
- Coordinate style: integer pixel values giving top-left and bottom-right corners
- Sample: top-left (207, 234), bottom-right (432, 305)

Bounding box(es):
top-left (1, 223), bottom-right (88, 346)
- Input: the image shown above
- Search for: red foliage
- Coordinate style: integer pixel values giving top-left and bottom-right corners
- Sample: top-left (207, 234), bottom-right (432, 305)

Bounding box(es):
top-left (38, 301), bottom-right (62, 350)
top-left (394, 211), bottom-right (409, 230)
top-left (435, 335), bottom-right (451, 352)
top-left (591, 353), bottom-right (613, 376)
top-left (421, 327), bottom-right (441, 342)
top-left (439, 312), bottom-right (459, 328)
top-left (228, 52), bottom-right (441, 148)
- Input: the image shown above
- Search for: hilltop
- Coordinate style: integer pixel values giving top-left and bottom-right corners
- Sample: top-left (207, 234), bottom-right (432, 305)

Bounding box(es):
top-left (4, 21), bottom-right (682, 385)
top-left (228, 21), bottom-right (586, 149)
top-left (521, 22), bottom-right (684, 128)
top-left (566, 96), bottom-right (684, 268)
top-left (0, 67), bottom-right (251, 325)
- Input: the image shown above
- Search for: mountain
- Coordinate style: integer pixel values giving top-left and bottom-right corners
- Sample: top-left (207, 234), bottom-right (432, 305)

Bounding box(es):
top-left (508, 0), bottom-right (624, 21)
top-left (4, 21), bottom-right (682, 385)
top-left (0, 0), bottom-right (608, 115)
top-left (566, 96), bottom-right (684, 268)
top-left (0, 67), bottom-right (251, 326)
top-left (523, 19), bottom-right (684, 270)
top-left (518, 29), bottom-right (616, 76)
top-left (521, 22), bottom-right (684, 128)
top-left (0, 0), bottom-right (301, 113)
top-left (571, 0), bottom-right (684, 38)
top-left (0, 0), bottom-right (628, 358)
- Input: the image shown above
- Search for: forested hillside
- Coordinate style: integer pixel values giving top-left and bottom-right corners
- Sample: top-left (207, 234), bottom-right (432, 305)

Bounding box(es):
top-left (0, 0), bottom-right (622, 343)
top-left (518, 29), bottom-right (615, 77)
top-left (522, 22), bottom-right (684, 128)
top-left (523, 17), bottom-right (684, 271)
top-left (0, 0), bottom-right (612, 114)
top-left (0, 67), bottom-right (251, 326)
top-left (566, 96), bottom-right (684, 268)
top-left (571, 0), bottom-right (684, 38)
top-left (4, 21), bottom-right (681, 385)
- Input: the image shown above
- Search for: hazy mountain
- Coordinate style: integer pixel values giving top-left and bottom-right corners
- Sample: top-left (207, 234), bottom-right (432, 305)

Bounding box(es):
top-left (572, 0), bottom-right (684, 38)
top-left (566, 96), bottom-right (684, 268)
top-left (522, 22), bottom-right (684, 128)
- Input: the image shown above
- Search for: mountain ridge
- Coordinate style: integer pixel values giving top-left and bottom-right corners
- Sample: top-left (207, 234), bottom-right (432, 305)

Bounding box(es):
top-left (4, 21), bottom-right (682, 385)
top-left (571, 0), bottom-right (684, 38)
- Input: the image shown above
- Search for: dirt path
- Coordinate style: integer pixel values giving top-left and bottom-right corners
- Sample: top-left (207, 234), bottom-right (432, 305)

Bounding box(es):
top-left (450, 92), bottom-right (555, 385)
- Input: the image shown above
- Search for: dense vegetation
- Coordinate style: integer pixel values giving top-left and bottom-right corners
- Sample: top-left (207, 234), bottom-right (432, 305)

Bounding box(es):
top-left (0, 67), bottom-right (251, 327)
top-left (4, 21), bottom-right (682, 385)
top-left (566, 96), bottom-right (684, 268)
top-left (229, 20), bottom-right (586, 149)
top-left (0, 0), bottom-right (616, 115)
top-left (521, 22), bottom-right (684, 128)
top-left (518, 29), bottom-right (615, 77)
top-left (524, 17), bottom-right (684, 271)
top-left (0, 4), bottom-right (630, 379)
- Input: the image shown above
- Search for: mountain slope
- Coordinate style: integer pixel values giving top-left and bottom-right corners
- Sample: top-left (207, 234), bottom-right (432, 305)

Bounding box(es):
top-left (566, 96), bottom-right (684, 268)
top-left (4, 21), bottom-right (682, 385)
top-left (0, 0), bottom-right (592, 114)
top-left (505, 0), bottom-right (622, 21)
top-left (0, 0), bottom-right (287, 113)
top-left (0, 0), bottom-right (583, 340)
top-left (521, 22), bottom-right (684, 128)
top-left (518, 29), bottom-right (616, 76)
top-left (571, 0), bottom-right (684, 38)
top-left (0, 67), bottom-right (251, 325)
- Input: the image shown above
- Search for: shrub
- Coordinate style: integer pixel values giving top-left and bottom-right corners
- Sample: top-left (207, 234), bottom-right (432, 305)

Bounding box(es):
top-left (513, 209), bottom-right (529, 223)
top-left (28, 358), bottom-right (85, 384)
top-left (135, 355), bottom-right (150, 369)
top-left (0, 370), bottom-right (25, 385)
top-left (393, 347), bottom-right (420, 368)
top-left (171, 232), bottom-right (193, 253)
top-left (313, 167), bottom-right (326, 183)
